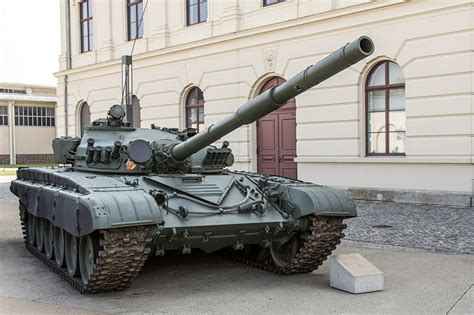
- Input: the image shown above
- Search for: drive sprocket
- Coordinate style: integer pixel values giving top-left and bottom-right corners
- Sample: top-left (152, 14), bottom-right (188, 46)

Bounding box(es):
top-left (223, 216), bottom-right (346, 274)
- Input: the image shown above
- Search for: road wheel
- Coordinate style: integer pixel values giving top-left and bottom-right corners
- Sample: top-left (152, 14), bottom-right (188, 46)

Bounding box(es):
top-left (35, 218), bottom-right (45, 252)
top-left (270, 236), bottom-right (302, 269)
top-left (79, 234), bottom-right (99, 285)
top-left (54, 227), bottom-right (66, 267)
top-left (27, 213), bottom-right (36, 246)
top-left (65, 233), bottom-right (80, 276)
top-left (44, 220), bottom-right (54, 259)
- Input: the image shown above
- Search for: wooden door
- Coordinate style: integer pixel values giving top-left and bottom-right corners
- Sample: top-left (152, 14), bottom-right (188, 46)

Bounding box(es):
top-left (278, 110), bottom-right (297, 179)
top-left (256, 77), bottom-right (297, 179)
top-left (257, 112), bottom-right (279, 175)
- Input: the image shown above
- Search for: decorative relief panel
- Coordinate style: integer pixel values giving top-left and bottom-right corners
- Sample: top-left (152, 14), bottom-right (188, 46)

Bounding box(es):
top-left (263, 48), bottom-right (278, 73)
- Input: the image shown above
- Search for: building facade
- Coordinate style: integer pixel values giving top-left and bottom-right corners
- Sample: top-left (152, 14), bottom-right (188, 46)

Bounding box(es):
top-left (0, 83), bottom-right (57, 164)
top-left (55, 0), bottom-right (474, 204)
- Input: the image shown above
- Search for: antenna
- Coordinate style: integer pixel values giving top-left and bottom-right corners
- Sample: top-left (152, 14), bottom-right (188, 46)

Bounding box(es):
top-left (121, 55), bottom-right (133, 120)
top-left (121, 0), bottom-right (150, 123)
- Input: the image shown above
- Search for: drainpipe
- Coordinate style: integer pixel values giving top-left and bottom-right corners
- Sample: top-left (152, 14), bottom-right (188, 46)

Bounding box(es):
top-left (8, 101), bottom-right (16, 165)
top-left (63, 0), bottom-right (72, 137)
top-left (64, 75), bottom-right (68, 136)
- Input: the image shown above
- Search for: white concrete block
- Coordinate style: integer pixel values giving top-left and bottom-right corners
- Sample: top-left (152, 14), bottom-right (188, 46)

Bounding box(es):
top-left (330, 253), bottom-right (384, 294)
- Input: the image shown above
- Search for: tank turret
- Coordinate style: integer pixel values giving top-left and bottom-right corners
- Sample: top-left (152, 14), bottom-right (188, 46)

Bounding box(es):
top-left (53, 36), bottom-right (373, 175)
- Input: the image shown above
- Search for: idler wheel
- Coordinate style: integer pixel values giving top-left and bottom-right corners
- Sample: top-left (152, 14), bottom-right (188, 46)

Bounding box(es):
top-left (54, 227), bottom-right (66, 267)
top-left (27, 213), bottom-right (36, 246)
top-left (65, 233), bottom-right (80, 277)
top-left (35, 218), bottom-right (45, 252)
top-left (44, 220), bottom-right (54, 259)
top-left (269, 236), bottom-right (302, 269)
top-left (79, 234), bottom-right (99, 284)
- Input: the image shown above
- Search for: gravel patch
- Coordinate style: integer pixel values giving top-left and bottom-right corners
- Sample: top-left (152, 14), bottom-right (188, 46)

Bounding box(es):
top-left (345, 201), bottom-right (473, 254)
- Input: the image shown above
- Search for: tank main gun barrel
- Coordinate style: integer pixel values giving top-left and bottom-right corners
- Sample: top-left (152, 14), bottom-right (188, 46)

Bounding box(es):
top-left (171, 36), bottom-right (374, 162)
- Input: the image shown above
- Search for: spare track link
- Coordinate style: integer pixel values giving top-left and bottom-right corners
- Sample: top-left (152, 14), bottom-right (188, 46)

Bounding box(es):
top-left (224, 216), bottom-right (346, 275)
top-left (19, 203), bottom-right (153, 293)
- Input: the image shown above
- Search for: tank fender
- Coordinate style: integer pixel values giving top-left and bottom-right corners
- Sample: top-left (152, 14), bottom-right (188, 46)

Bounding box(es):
top-left (79, 190), bottom-right (163, 234)
top-left (12, 180), bottom-right (163, 237)
top-left (281, 185), bottom-right (356, 218)
top-left (12, 180), bottom-right (92, 237)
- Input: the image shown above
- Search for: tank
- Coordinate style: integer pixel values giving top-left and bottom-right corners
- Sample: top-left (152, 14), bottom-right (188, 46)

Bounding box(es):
top-left (10, 36), bottom-right (374, 293)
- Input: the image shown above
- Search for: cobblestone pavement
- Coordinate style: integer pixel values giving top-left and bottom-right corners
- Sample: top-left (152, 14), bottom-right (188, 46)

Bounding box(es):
top-left (1, 178), bottom-right (472, 254)
top-left (346, 201), bottom-right (473, 254)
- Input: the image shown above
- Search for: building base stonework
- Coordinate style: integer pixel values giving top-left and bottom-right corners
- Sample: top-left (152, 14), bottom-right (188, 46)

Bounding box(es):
top-left (15, 154), bottom-right (54, 164)
top-left (347, 187), bottom-right (473, 208)
top-left (0, 155), bottom-right (9, 164)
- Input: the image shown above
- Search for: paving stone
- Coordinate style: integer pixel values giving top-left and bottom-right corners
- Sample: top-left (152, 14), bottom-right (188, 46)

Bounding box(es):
top-left (0, 182), bottom-right (17, 202)
top-left (345, 201), bottom-right (474, 254)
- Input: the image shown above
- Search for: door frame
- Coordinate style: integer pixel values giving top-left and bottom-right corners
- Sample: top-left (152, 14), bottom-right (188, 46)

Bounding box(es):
top-left (249, 73), bottom-right (278, 172)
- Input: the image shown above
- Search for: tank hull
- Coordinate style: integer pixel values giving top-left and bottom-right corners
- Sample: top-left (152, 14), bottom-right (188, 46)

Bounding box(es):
top-left (11, 167), bottom-right (354, 292)
top-left (11, 167), bottom-right (354, 248)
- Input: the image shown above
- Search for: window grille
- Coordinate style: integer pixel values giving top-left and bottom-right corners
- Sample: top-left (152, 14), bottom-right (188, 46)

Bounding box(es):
top-left (14, 106), bottom-right (55, 127)
top-left (185, 87), bottom-right (205, 132)
top-left (263, 0), bottom-right (285, 7)
top-left (187, 0), bottom-right (207, 26)
top-left (127, 0), bottom-right (144, 40)
top-left (80, 0), bottom-right (93, 52)
top-left (0, 106), bottom-right (8, 126)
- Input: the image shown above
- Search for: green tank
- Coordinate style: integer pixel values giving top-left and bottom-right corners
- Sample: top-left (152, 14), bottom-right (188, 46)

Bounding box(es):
top-left (10, 36), bottom-right (374, 293)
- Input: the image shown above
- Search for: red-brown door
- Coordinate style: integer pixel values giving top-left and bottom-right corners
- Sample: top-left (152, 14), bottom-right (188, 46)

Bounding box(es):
top-left (257, 77), bottom-right (297, 179)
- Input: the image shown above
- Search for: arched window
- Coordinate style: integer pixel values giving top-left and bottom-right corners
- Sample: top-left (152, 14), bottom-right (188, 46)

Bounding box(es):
top-left (127, 95), bottom-right (141, 127)
top-left (366, 61), bottom-right (406, 156)
top-left (185, 87), bottom-right (205, 132)
top-left (79, 102), bottom-right (91, 137)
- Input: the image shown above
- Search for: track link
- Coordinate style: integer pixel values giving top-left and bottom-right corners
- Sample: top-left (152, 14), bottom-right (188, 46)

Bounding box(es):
top-left (20, 204), bottom-right (153, 293)
top-left (224, 216), bottom-right (346, 274)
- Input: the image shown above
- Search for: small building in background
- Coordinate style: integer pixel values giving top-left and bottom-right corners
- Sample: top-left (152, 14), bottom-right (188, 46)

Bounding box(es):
top-left (0, 83), bottom-right (57, 165)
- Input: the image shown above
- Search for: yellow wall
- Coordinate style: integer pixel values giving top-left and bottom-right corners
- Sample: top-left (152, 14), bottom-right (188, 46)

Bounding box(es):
top-left (15, 126), bottom-right (55, 155)
top-left (0, 127), bottom-right (9, 155)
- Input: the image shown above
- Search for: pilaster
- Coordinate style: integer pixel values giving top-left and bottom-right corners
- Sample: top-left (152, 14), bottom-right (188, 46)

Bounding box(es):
top-left (217, 2), bottom-right (241, 35)
top-left (95, 0), bottom-right (114, 62)
top-left (148, 0), bottom-right (169, 51)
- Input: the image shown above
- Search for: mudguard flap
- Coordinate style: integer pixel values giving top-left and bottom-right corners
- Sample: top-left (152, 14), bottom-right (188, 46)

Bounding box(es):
top-left (284, 185), bottom-right (356, 218)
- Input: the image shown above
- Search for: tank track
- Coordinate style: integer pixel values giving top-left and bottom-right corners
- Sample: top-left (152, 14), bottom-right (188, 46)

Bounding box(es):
top-left (223, 216), bottom-right (346, 274)
top-left (19, 204), bottom-right (152, 293)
